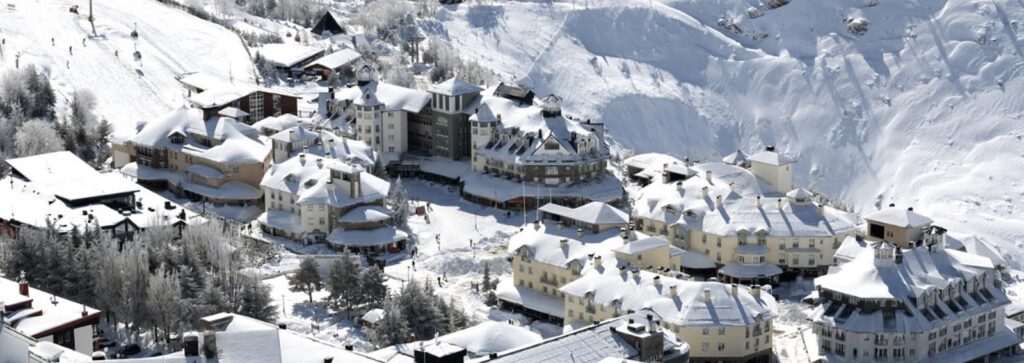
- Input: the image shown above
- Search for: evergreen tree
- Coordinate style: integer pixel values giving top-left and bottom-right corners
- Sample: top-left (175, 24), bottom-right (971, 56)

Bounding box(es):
top-left (289, 257), bottom-right (322, 302)
top-left (484, 290), bottom-right (498, 307)
top-left (387, 177), bottom-right (410, 228)
top-left (326, 255), bottom-right (360, 311)
top-left (236, 274), bottom-right (278, 322)
top-left (358, 266), bottom-right (387, 308)
top-left (371, 296), bottom-right (410, 347)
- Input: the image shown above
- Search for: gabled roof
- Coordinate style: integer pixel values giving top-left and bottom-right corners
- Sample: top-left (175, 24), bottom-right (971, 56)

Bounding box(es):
top-left (258, 43), bottom-right (324, 68)
top-left (335, 80), bottom-right (430, 113)
top-left (429, 77), bottom-right (483, 96)
top-left (1, 276), bottom-right (101, 338)
top-left (539, 202), bottom-right (628, 226)
top-left (864, 206), bottom-right (933, 228)
top-left (722, 149), bottom-right (749, 166)
top-left (6, 151), bottom-right (99, 184)
top-left (612, 237), bottom-right (668, 255)
top-left (306, 48), bottom-right (361, 70)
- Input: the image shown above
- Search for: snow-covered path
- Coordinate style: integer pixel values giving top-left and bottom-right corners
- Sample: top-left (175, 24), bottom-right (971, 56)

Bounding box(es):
top-left (0, 0), bottom-right (255, 135)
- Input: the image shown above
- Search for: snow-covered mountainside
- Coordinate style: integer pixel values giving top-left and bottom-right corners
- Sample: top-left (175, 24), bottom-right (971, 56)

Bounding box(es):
top-left (0, 0), bottom-right (255, 134)
top-left (427, 0), bottom-right (1024, 260)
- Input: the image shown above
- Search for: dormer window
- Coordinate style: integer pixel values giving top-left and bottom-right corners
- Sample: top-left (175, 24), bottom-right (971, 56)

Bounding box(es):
top-left (169, 133), bottom-right (185, 144)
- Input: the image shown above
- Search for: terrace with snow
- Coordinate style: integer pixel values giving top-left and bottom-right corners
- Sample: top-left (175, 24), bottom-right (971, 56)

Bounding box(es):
top-left (0, 151), bottom-right (202, 239)
top-left (627, 148), bottom-right (860, 284)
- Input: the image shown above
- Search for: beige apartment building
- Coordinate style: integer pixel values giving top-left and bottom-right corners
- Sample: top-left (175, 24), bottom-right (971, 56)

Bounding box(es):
top-left (629, 150), bottom-right (859, 284)
top-left (115, 107), bottom-right (270, 205)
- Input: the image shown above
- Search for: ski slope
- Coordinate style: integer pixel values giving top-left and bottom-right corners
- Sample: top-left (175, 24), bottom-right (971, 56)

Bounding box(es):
top-left (0, 0), bottom-right (255, 135)
top-left (426, 0), bottom-right (1024, 263)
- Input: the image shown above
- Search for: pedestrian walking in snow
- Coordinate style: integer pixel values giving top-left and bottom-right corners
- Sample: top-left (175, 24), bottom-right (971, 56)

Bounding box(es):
top-left (437, 277), bottom-right (442, 287)
top-left (411, 260), bottom-right (416, 270)
top-left (82, 38), bottom-right (86, 46)
top-left (51, 38), bottom-right (54, 46)
top-left (69, 46), bottom-right (73, 55)
top-left (114, 50), bottom-right (118, 57)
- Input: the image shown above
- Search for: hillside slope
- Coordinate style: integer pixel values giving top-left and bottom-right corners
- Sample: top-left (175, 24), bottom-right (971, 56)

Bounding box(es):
top-left (0, 0), bottom-right (255, 134)
top-left (427, 0), bottom-right (1024, 261)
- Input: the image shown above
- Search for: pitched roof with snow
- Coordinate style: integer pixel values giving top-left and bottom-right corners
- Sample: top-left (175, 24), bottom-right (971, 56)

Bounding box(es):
top-left (253, 114), bottom-right (307, 135)
top-left (436, 321), bottom-right (542, 355)
top-left (1, 276), bottom-right (101, 338)
top-left (188, 84), bottom-right (296, 109)
top-left (484, 310), bottom-right (687, 362)
top-left (560, 268), bottom-right (776, 327)
top-left (131, 107), bottom-right (269, 165)
top-left (428, 77), bottom-right (484, 96)
top-left (258, 43), bottom-right (324, 68)
top-left (335, 80), bottom-right (430, 113)
top-left (306, 48), bottom-right (362, 70)
top-left (632, 162), bottom-right (858, 238)
top-left (539, 202), bottom-right (628, 226)
top-left (814, 245), bottom-right (1007, 333)
top-left (864, 206), bottom-right (934, 228)
top-left (260, 154), bottom-right (388, 208)
top-left (507, 226), bottom-right (590, 269)
top-left (340, 205), bottom-right (392, 223)
top-left (612, 237), bottom-right (668, 255)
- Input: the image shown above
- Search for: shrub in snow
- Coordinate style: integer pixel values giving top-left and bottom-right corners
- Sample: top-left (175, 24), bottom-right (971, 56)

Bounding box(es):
top-left (766, 0), bottom-right (789, 9)
top-left (747, 7), bottom-right (763, 19)
top-left (865, 0), bottom-right (879, 6)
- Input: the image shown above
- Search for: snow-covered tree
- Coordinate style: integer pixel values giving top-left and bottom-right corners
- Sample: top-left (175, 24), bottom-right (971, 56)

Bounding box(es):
top-left (0, 66), bottom-right (55, 120)
top-left (146, 266), bottom-right (184, 343)
top-left (14, 120), bottom-right (64, 157)
top-left (387, 177), bottom-right (410, 228)
top-left (371, 296), bottom-right (410, 347)
top-left (484, 290), bottom-right (498, 307)
top-left (236, 274), bottom-right (278, 322)
top-left (358, 265), bottom-right (388, 308)
top-left (326, 255), bottom-right (360, 311)
top-left (481, 262), bottom-right (492, 292)
top-left (289, 257), bottom-right (322, 303)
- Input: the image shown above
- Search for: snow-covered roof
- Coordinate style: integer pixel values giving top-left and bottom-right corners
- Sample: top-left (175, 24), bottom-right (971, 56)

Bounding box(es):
top-left (1, 157), bottom-right (201, 233)
top-left (539, 202), bottom-right (628, 226)
top-left (560, 268), bottom-right (776, 327)
top-left (671, 246), bottom-right (717, 269)
top-left (189, 84), bottom-right (296, 109)
top-left (177, 72), bottom-right (224, 91)
top-left (340, 205), bottom-right (392, 223)
top-left (253, 114), bottom-right (307, 134)
top-left (495, 279), bottom-right (565, 318)
top-left (814, 245), bottom-right (1007, 334)
top-left (428, 77), bottom-right (483, 96)
top-left (623, 153), bottom-right (683, 172)
top-left (218, 106), bottom-right (250, 118)
top-left (785, 187), bottom-right (813, 200)
top-left (361, 308), bottom-right (385, 324)
top-left (270, 126), bottom-right (319, 143)
top-left (718, 262), bottom-right (783, 279)
top-left (864, 206), bottom-right (934, 228)
top-left (0, 276), bottom-right (101, 338)
top-left (946, 233), bottom-right (1007, 267)
top-left (722, 150), bottom-right (749, 166)
top-left (748, 149), bottom-right (793, 166)
top-left (6, 151), bottom-right (98, 184)
top-left (258, 210), bottom-right (303, 234)
top-left (632, 162), bottom-right (857, 238)
top-left (335, 80), bottom-right (430, 113)
top-left (486, 310), bottom-right (687, 363)
top-left (306, 48), bottom-right (361, 70)
top-left (437, 321), bottom-right (542, 355)
top-left (817, 244), bottom-right (996, 301)
top-left (260, 154), bottom-right (387, 208)
top-left (612, 237), bottom-right (668, 255)
top-left (187, 164), bottom-right (225, 180)
top-left (131, 107), bottom-right (269, 165)
top-left (472, 89), bottom-right (608, 166)
top-left (507, 226), bottom-right (590, 269)
top-left (326, 226), bottom-right (408, 247)
top-left (206, 313), bottom-right (382, 363)
top-left (258, 43), bottom-right (324, 68)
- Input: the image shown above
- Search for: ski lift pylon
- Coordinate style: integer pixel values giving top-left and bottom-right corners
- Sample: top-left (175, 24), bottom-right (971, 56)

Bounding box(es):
top-left (130, 22), bottom-right (139, 39)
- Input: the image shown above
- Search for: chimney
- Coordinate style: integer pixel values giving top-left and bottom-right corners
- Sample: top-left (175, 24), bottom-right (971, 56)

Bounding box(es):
top-left (661, 163), bottom-right (670, 184)
top-left (316, 158), bottom-right (324, 168)
top-left (653, 275), bottom-right (662, 288)
top-left (647, 313), bottom-right (657, 333)
top-left (18, 271), bottom-right (28, 296)
top-left (533, 219), bottom-right (540, 231)
top-left (675, 181), bottom-right (683, 191)
top-left (684, 157), bottom-right (692, 167)
top-left (705, 170), bottom-right (712, 183)
top-left (576, 228), bottom-right (584, 238)
top-left (299, 153), bottom-right (307, 163)
top-left (756, 195), bottom-right (762, 207)
top-left (323, 358), bottom-right (334, 363)
top-left (619, 227), bottom-right (628, 238)
top-left (731, 284), bottom-right (738, 297)
top-left (594, 255), bottom-right (603, 268)
top-left (703, 288), bottom-right (711, 303)
top-left (619, 266), bottom-right (628, 279)
top-left (816, 203), bottom-right (825, 214)
top-left (750, 285), bottom-right (761, 299)
top-left (715, 195), bottom-right (723, 208)
top-left (559, 239), bottom-right (569, 248)
top-left (202, 331), bottom-right (218, 359)
top-left (701, 186), bottom-right (708, 198)
top-left (669, 284), bottom-right (678, 296)
top-left (777, 198), bottom-right (783, 209)
top-left (183, 333), bottom-right (200, 358)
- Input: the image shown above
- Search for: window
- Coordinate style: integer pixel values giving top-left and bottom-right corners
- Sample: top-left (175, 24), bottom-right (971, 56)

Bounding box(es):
top-left (52, 329), bottom-right (75, 350)
top-left (701, 343), bottom-right (708, 352)
top-left (718, 327), bottom-right (726, 335)
top-left (702, 328), bottom-right (709, 335)
top-left (718, 343), bottom-right (725, 351)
